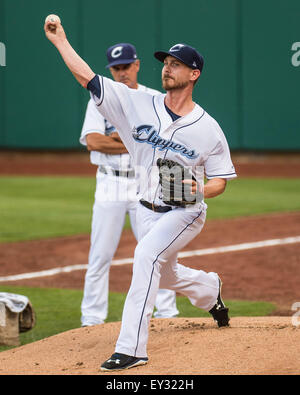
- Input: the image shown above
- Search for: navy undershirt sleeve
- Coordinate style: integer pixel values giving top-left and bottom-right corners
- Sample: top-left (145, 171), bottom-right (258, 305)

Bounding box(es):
top-left (87, 75), bottom-right (101, 99)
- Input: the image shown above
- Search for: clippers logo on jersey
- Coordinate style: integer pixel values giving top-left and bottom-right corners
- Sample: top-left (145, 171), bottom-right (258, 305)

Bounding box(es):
top-left (132, 125), bottom-right (199, 159)
top-left (111, 46), bottom-right (123, 58)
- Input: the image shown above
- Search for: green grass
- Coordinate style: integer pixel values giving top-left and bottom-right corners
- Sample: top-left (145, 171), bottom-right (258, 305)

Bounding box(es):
top-left (0, 176), bottom-right (299, 243)
top-left (0, 176), bottom-right (95, 242)
top-left (0, 286), bottom-right (277, 352)
top-left (205, 177), bottom-right (300, 219)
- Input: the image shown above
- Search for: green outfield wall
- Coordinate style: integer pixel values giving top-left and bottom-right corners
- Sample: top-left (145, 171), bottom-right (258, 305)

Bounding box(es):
top-left (0, 0), bottom-right (299, 150)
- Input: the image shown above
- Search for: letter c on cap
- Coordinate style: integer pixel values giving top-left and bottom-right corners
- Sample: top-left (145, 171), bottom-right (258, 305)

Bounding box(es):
top-left (111, 46), bottom-right (123, 59)
top-left (170, 44), bottom-right (185, 52)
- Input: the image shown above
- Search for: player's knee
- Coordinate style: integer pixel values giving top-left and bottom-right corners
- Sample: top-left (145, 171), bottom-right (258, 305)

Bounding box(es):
top-left (134, 243), bottom-right (148, 262)
top-left (88, 255), bottom-right (113, 271)
top-left (134, 243), bottom-right (168, 266)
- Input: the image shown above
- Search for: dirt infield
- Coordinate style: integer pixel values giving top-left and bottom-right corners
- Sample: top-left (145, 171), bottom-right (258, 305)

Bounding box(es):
top-left (1, 150), bottom-right (300, 177)
top-left (0, 317), bottom-right (299, 375)
top-left (0, 151), bottom-right (299, 375)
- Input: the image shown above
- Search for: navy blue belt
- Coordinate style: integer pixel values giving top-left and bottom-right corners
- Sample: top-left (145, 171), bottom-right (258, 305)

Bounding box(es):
top-left (139, 199), bottom-right (173, 213)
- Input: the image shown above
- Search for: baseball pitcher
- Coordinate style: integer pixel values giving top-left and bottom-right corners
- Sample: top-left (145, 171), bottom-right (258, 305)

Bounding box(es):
top-left (44, 17), bottom-right (237, 372)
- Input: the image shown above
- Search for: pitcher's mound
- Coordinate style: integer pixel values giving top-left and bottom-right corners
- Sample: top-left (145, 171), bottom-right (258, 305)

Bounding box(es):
top-left (0, 317), bottom-right (299, 375)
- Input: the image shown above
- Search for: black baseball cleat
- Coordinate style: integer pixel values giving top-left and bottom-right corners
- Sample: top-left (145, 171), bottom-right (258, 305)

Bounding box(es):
top-left (209, 278), bottom-right (230, 327)
top-left (100, 353), bottom-right (148, 372)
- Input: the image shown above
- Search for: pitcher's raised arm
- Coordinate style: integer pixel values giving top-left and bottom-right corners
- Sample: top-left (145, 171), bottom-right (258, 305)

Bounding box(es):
top-left (44, 15), bottom-right (95, 88)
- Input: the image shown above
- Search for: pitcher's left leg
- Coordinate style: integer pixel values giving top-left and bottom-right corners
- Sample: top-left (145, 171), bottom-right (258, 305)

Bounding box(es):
top-left (114, 206), bottom-right (209, 358)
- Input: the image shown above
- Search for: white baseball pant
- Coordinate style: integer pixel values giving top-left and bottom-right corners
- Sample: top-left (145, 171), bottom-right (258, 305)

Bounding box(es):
top-left (81, 172), bottom-right (178, 326)
top-left (115, 203), bottom-right (219, 357)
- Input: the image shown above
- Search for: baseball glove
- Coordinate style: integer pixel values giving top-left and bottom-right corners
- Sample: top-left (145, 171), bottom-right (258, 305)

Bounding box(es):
top-left (157, 158), bottom-right (202, 207)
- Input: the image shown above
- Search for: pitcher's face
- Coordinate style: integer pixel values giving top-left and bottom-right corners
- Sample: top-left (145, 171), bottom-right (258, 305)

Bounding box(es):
top-left (162, 56), bottom-right (200, 90)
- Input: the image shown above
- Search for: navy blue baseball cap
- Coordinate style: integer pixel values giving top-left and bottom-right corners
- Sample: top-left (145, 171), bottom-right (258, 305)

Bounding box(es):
top-left (106, 43), bottom-right (138, 68)
top-left (154, 43), bottom-right (204, 72)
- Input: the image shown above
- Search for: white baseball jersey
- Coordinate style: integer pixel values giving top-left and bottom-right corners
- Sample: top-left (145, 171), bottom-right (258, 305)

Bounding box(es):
top-left (88, 75), bottom-right (237, 207)
top-left (80, 83), bottom-right (161, 171)
top-left (87, 74), bottom-right (237, 358)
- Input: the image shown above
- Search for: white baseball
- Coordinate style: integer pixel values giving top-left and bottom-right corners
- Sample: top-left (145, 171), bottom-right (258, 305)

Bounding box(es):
top-left (45, 14), bottom-right (61, 30)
